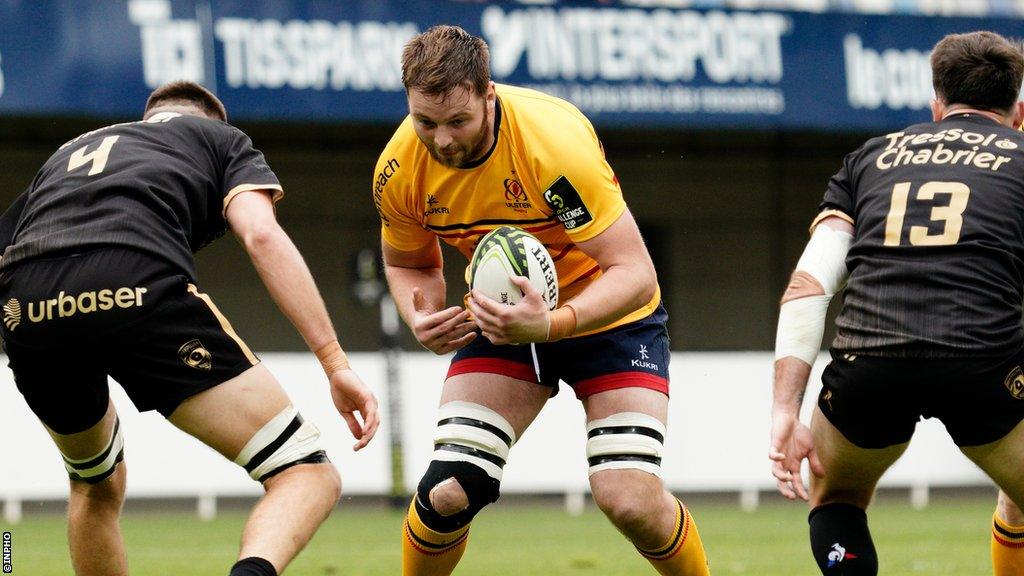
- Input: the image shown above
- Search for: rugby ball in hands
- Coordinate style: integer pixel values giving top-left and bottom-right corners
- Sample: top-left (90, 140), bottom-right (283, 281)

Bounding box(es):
top-left (469, 226), bottom-right (558, 309)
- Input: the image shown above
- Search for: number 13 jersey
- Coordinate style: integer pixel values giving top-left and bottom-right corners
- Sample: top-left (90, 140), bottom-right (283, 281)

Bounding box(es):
top-left (820, 113), bottom-right (1024, 357)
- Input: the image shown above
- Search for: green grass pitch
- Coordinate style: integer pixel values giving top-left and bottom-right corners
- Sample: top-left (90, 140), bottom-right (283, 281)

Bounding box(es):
top-left (0, 495), bottom-right (995, 575)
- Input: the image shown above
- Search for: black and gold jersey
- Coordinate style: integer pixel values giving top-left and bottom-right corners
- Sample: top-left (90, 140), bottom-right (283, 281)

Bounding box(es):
top-left (1, 112), bottom-right (282, 281)
top-left (820, 113), bottom-right (1024, 357)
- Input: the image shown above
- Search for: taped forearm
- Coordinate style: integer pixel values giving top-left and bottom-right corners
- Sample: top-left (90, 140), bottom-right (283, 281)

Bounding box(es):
top-left (774, 224), bottom-right (852, 366)
top-left (775, 295), bottom-right (830, 365)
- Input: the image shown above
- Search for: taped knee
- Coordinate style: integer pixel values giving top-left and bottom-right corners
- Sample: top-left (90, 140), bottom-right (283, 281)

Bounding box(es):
top-left (234, 406), bottom-right (329, 482)
top-left (587, 412), bottom-right (665, 477)
top-left (62, 415), bottom-right (125, 484)
top-left (415, 401), bottom-right (516, 532)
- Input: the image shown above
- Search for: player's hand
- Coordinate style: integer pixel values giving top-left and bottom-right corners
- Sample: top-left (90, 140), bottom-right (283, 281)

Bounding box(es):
top-left (328, 368), bottom-right (380, 451)
top-left (769, 410), bottom-right (823, 500)
top-left (468, 276), bottom-right (549, 345)
top-left (411, 287), bottom-right (477, 354)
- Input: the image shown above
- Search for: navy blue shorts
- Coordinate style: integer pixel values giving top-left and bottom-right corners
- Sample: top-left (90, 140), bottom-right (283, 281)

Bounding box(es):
top-left (449, 304), bottom-right (670, 399)
top-left (0, 248), bottom-right (260, 434)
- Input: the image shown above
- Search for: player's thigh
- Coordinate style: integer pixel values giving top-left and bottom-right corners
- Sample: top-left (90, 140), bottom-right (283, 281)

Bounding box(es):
top-left (582, 385), bottom-right (667, 422)
top-left (810, 405), bottom-right (908, 508)
top-left (441, 371), bottom-right (550, 438)
top-left (960, 417), bottom-right (1024, 507)
top-left (46, 399), bottom-right (121, 461)
top-left (167, 363), bottom-right (291, 460)
top-left (4, 335), bottom-right (118, 461)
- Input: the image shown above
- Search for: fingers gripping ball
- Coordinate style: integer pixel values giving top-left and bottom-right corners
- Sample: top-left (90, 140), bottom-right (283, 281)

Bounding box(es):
top-left (469, 226), bottom-right (558, 309)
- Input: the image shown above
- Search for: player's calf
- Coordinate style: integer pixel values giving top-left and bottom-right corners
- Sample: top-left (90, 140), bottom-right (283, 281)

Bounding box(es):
top-left (992, 491), bottom-right (1024, 576)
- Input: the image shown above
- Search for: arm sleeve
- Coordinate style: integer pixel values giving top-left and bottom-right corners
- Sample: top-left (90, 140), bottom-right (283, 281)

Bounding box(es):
top-left (0, 188), bottom-right (29, 252)
top-left (220, 127), bottom-right (283, 214)
top-left (373, 154), bottom-right (433, 252)
top-left (537, 111), bottom-right (625, 243)
top-left (815, 150), bottom-right (858, 228)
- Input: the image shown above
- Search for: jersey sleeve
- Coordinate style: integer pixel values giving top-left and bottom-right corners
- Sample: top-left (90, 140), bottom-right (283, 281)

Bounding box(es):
top-left (535, 110), bottom-right (625, 243)
top-left (373, 149), bottom-right (433, 252)
top-left (0, 187), bottom-right (30, 253)
top-left (219, 126), bottom-right (283, 214)
top-left (813, 150), bottom-right (858, 230)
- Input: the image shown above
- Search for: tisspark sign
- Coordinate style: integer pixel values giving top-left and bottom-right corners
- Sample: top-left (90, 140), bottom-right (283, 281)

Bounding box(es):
top-left (0, 0), bottom-right (1021, 131)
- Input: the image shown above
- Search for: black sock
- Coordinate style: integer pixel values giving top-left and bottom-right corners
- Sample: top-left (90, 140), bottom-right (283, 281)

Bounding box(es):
top-left (808, 503), bottom-right (878, 575)
top-left (229, 557), bottom-right (277, 576)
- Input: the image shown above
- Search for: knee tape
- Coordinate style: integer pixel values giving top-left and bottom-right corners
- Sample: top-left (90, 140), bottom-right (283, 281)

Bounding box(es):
top-left (62, 415), bottom-right (125, 484)
top-left (586, 412), bottom-right (665, 477)
top-left (431, 401), bottom-right (516, 482)
top-left (234, 406), bottom-right (328, 482)
top-left (415, 402), bottom-right (516, 531)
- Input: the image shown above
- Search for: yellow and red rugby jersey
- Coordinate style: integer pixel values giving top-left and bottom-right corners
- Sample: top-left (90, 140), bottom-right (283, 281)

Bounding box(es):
top-left (373, 84), bottom-right (660, 335)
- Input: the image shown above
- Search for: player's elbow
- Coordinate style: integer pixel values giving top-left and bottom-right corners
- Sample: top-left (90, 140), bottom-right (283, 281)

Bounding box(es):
top-left (240, 221), bottom-right (287, 254)
top-left (780, 271), bottom-right (826, 305)
top-left (627, 261), bottom-right (658, 309)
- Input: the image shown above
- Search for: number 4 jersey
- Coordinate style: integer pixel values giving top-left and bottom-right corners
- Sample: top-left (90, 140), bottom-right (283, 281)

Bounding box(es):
top-left (820, 112), bottom-right (1024, 357)
top-left (0, 113), bottom-right (282, 281)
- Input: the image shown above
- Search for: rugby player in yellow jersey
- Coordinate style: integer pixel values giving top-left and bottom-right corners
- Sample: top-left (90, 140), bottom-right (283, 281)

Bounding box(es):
top-left (373, 25), bottom-right (710, 576)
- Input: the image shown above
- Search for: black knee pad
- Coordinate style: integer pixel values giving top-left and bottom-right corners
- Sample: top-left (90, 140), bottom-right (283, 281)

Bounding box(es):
top-left (415, 460), bottom-right (500, 533)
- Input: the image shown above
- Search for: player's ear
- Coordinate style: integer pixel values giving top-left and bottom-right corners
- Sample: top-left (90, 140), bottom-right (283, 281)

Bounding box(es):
top-left (485, 82), bottom-right (496, 108)
top-left (930, 98), bottom-right (944, 122)
top-left (1012, 101), bottom-right (1024, 130)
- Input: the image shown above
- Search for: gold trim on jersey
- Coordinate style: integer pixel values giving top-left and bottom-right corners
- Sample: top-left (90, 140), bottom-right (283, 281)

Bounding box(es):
top-left (426, 216), bottom-right (555, 233)
top-left (810, 209), bottom-right (855, 232)
top-left (186, 284), bottom-right (258, 365)
top-left (222, 184), bottom-right (285, 216)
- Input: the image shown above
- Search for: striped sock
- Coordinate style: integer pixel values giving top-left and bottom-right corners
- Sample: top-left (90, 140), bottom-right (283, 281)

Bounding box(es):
top-left (992, 512), bottom-right (1024, 576)
top-left (637, 499), bottom-right (710, 576)
top-left (402, 498), bottom-right (470, 576)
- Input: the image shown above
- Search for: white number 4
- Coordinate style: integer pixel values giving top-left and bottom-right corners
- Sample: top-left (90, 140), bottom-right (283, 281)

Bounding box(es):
top-left (67, 135), bottom-right (120, 176)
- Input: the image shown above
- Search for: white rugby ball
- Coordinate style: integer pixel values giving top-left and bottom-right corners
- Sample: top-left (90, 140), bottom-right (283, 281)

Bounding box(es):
top-left (469, 226), bottom-right (558, 310)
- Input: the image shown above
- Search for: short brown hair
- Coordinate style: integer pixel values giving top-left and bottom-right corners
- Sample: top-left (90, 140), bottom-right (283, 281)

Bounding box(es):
top-left (402, 25), bottom-right (490, 98)
top-left (931, 31), bottom-right (1024, 112)
top-left (144, 81), bottom-right (227, 122)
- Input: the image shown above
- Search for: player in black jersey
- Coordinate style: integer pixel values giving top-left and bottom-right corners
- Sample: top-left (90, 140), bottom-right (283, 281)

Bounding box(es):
top-left (769, 32), bottom-right (1024, 575)
top-left (0, 82), bottom-right (379, 576)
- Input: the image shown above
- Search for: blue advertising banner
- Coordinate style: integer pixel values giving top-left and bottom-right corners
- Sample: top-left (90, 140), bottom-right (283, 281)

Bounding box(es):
top-left (0, 0), bottom-right (1021, 131)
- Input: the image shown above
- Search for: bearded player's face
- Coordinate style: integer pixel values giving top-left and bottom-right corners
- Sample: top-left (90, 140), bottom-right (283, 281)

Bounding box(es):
top-left (408, 83), bottom-right (495, 168)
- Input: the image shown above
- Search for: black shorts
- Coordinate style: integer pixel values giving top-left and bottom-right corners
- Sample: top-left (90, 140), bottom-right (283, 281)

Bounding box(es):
top-left (0, 248), bottom-right (259, 434)
top-left (818, 347), bottom-right (1024, 448)
top-left (448, 304), bottom-right (670, 399)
